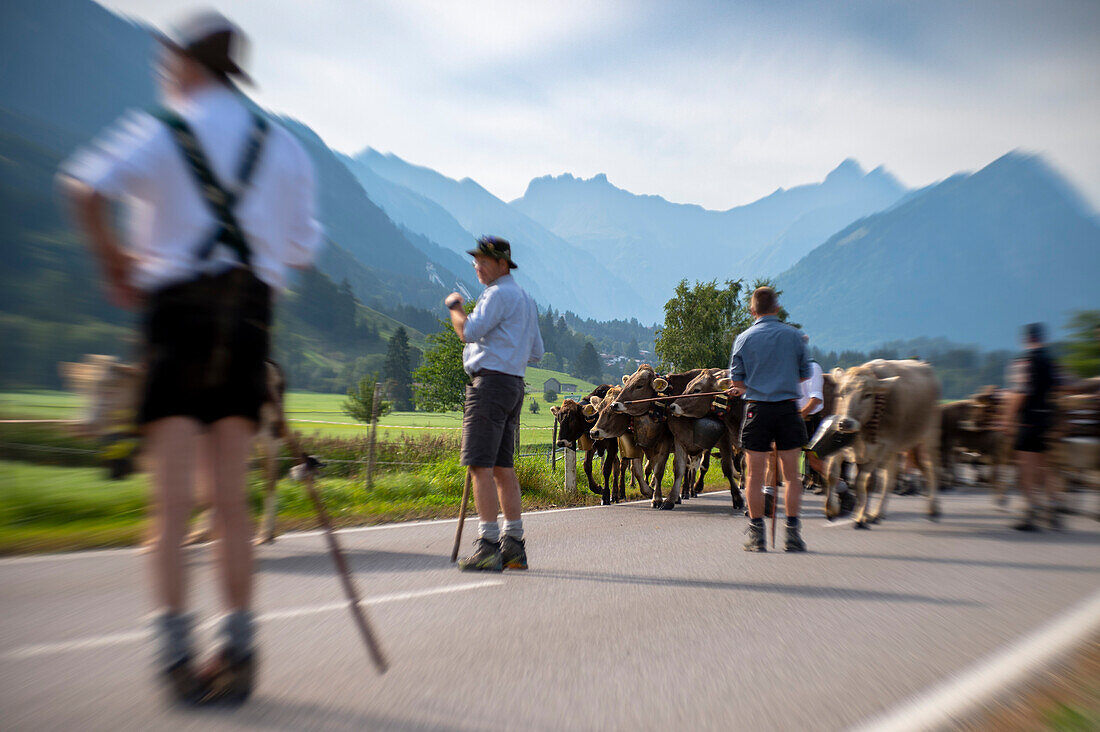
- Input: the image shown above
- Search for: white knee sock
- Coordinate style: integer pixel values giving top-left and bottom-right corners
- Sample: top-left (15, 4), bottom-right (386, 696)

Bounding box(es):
top-left (478, 521), bottom-right (500, 542)
top-left (502, 519), bottom-right (524, 540)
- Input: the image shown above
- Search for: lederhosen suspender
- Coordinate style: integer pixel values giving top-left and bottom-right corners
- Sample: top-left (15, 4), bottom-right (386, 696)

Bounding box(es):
top-left (151, 107), bottom-right (269, 268)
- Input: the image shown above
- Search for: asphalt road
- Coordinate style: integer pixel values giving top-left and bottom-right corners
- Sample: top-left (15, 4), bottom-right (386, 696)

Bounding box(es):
top-left (2, 486), bottom-right (1099, 731)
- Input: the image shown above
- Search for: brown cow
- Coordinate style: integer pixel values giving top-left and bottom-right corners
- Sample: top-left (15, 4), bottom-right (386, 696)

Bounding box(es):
top-left (825, 359), bottom-right (942, 527)
top-left (668, 368), bottom-right (745, 511)
top-left (589, 383), bottom-right (673, 507)
top-left (60, 355), bottom-right (289, 544)
top-left (551, 385), bottom-right (623, 504)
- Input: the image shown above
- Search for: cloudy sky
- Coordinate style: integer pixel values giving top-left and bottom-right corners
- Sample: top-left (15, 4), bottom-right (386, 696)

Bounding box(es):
top-left (99, 0), bottom-right (1100, 210)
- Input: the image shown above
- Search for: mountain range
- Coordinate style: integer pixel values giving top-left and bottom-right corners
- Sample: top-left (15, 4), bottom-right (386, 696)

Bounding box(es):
top-left (2, 0), bottom-right (1098, 353)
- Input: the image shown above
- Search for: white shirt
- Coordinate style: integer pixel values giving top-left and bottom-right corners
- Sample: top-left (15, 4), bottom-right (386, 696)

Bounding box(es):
top-left (462, 274), bottom-right (545, 377)
top-left (798, 360), bottom-right (825, 414)
top-left (62, 85), bottom-right (323, 291)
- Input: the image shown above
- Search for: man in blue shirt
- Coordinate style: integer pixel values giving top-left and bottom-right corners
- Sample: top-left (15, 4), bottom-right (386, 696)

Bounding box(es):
top-left (445, 236), bottom-right (544, 571)
top-left (726, 287), bottom-right (812, 552)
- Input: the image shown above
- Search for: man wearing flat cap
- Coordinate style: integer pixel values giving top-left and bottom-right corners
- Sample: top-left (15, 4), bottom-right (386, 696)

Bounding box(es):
top-left (60, 11), bottom-right (322, 705)
top-left (445, 236), bottom-right (544, 572)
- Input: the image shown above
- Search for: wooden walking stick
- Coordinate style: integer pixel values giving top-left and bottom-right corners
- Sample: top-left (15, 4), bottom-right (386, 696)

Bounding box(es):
top-left (284, 427), bottom-right (388, 673)
top-left (770, 448), bottom-right (779, 549)
top-left (451, 468), bottom-right (473, 563)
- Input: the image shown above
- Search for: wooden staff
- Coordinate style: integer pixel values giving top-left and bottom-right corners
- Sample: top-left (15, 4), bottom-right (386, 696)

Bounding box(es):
top-left (284, 428), bottom-right (388, 673)
top-left (451, 468), bottom-right (473, 563)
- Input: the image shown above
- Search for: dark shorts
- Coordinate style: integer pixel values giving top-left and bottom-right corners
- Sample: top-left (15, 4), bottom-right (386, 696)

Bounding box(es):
top-left (139, 269), bottom-right (271, 426)
top-left (741, 400), bottom-right (808, 453)
top-left (1014, 411), bottom-right (1050, 453)
top-left (461, 372), bottom-right (525, 468)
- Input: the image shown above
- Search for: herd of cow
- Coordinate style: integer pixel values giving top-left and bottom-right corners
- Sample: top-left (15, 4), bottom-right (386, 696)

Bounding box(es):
top-left (552, 360), bottom-right (1100, 528)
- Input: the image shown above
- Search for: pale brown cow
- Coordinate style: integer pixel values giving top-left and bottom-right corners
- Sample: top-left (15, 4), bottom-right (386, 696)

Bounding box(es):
top-left (825, 359), bottom-right (942, 527)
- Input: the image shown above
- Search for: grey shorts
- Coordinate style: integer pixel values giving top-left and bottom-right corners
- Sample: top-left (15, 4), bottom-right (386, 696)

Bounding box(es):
top-left (461, 372), bottom-right (526, 468)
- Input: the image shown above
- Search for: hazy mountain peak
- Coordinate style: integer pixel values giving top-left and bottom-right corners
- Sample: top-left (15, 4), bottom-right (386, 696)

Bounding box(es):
top-left (825, 158), bottom-right (866, 183)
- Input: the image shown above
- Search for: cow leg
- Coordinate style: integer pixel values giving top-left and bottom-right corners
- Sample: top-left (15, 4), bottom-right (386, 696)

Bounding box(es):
top-left (650, 448), bottom-right (671, 508)
top-left (600, 451), bottom-right (615, 505)
top-left (720, 444), bottom-right (743, 511)
top-left (918, 441), bottom-right (941, 519)
top-left (823, 456), bottom-right (841, 519)
top-left (869, 457), bottom-right (899, 524)
top-left (662, 445), bottom-right (687, 510)
top-left (256, 435), bottom-right (279, 545)
top-left (583, 450), bottom-right (604, 500)
top-left (852, 464), bottom-right (875, 528)
top-left (632, 457), bottom-right (654, 499)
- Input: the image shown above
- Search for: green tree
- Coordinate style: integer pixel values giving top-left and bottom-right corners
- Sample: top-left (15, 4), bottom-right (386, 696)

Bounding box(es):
top-left (655, 279), bottom-right (748, 370)
top-left (383, 326), bottom-right (414, 410)
top-left (413, 307), bottom-right (472, 412)
top-left (573, 342), bottom-right (603, 382)
top-left (1063, 310), bottom-right (1100, 377)
top-left (541, 351), bottom-right (563, 371)
top-left (529, 398), bottom-right (539, 414)
top-left (342, 374), bottom-right (393, 423)
top-left (544, 388), bottom-right (558, 403)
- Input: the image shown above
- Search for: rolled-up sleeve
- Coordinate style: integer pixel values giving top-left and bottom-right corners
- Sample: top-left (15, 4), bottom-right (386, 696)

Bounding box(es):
top-left (463, 288), bottom-right (505, 343)
top-left (60, 111), bottom-right (164, 200)
top-left (284, 138), bottom-right (323, 268)
top-left (807, 364), bottom-right (825, 402)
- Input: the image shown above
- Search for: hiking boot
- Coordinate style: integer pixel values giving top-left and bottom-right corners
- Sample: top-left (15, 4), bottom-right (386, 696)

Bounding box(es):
top-left (743, 520), bottom-right (766, 552)
top-left (785, 523), bottom-right (807, 553)
top-left (196, 648), bottom-right (255, 706)
top-left (499, 535), bottom-right (528, 570)
top-left (458, 537), bottom-right (503, 572)
top-left (164, 657), bottom-right (205, 706)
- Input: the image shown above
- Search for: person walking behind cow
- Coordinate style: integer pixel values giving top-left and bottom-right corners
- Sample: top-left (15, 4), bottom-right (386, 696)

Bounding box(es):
top-left (1001, 323), bottom-right (1063, 531)
top-left (60, 11), bottom-right (322, 704)
top-left (446, 236), bottom-right (544, 571)
top-left (725, 287), bottom-right (812, 552)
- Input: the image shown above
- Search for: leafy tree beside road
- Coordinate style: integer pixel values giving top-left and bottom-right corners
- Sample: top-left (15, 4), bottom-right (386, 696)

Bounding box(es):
top-left (343, 374), bottom-right (393, 423)
top-left (383, 326), bottom-right (415, 410)
top-left (413, 306), bottom-right (473, 412)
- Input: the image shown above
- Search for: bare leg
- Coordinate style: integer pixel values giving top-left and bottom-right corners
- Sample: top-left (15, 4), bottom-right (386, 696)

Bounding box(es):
top-left (209, 417), bottom-right (256, 612)
top-left (778, 448), bottom-right (803, 518)
top-left (470, 466), bottom-right (499, 523)
top-left (147, 417), bottom-right (201, 612)
top-left (744, 450), bottom-right (768, 519)
top-left (493, 466), bottom-right (522, 521)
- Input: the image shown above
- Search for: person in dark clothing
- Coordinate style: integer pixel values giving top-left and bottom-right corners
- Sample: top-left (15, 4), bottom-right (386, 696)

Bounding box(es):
top-left (1001, 323), bottom-right (1063, 531)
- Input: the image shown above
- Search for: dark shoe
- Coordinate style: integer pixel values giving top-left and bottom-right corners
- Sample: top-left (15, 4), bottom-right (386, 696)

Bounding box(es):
top-left (164, 657), bottom-right (205, 706)
top-left (499, 535), bottom-right (528, 570)
top-left (1013, 515), bottom-right (1041, 532)
top-left (763, 492), bottom-right (776, 518)
top-left (785, 524), bottom-right (807, 553)
top-left (838, 490), bottom-right (856, 517)
top-left (1046, 512), bottom-right (1065, 532)
top-left (458, 537), bottom-right (503, 572)
top-left (743, 521), bottom-right (766, 552)
top-left (197, 648), bottom-right (255, 706)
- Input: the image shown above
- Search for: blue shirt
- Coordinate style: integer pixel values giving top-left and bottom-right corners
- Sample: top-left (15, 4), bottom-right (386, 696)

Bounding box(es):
top-left (728, 315), bottom-right (811, 402)
top-left (462, 274), bottom-right (545, 377)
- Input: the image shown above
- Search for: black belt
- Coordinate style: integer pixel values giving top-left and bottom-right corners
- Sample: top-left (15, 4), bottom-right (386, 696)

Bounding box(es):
top-left (470, 369), bottom-right (521, 379)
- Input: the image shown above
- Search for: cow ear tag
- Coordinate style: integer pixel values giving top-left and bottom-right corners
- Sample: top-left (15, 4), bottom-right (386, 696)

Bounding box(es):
top-left (652, 377), bottom-right (668, 392)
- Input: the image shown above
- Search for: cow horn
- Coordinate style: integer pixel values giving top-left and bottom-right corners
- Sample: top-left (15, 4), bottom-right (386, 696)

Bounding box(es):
top-left (876, 375), bottom-right (900, 393)
top-left (622, 374), bottom-right (630, 385)
top-left (831, 367), bottom-right (846, 384)
top-left (652, 377), bottom-right (668, 391)
top-left (717, 377), bottom-right (733, 390)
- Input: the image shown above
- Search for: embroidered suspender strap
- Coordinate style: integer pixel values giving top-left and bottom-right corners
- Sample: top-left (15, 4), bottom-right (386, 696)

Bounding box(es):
top-left (151, 107), bottom-right (269, 268)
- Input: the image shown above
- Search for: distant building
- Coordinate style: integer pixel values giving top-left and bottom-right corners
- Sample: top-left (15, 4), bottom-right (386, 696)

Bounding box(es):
top-left (543, 377), bottom-right (577, 393)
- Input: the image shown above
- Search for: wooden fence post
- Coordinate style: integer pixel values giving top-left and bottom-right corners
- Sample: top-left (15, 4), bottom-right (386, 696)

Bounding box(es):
top-left (551, 420), bottom-right (558, 471)
top-left (565, 447), bottom-right (576, 494)
top-left (365, 382), bottom-right (381, 490)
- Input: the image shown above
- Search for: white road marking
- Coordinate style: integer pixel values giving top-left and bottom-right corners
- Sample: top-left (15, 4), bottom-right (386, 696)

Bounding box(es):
top-left (855, 584), bottom-right (1100, 732)
top-left (2, 580), bottom-right (502, 661)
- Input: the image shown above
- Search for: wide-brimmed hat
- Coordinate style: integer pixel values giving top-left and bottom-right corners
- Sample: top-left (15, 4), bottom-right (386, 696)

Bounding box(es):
top-left (467, 235), bottom-right (518, 269)
top-left (155, 10), bottom-right (252, 85)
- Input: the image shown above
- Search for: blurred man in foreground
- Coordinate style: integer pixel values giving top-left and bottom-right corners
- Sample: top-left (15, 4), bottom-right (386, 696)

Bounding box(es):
top-left (445, 236), bottom-right (544, 571)
top-left (60, 11), bottom-right (322, 704)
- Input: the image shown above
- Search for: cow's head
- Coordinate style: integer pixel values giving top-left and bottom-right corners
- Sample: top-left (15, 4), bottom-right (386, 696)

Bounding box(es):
top-left (590, 387), bottom-right (631, 440)
top-left (669, 368), bottom-right (733, 418)
top-left (965, 385), bottom-right (1002, 431)
top-left (832, 366), bottom-right (898, 435)
top-left (59, 355), bottom-right (141, 438)
top-left (610, 364), bottom-right (658, 416)
top-left (552, 385), bottom-right (614, 447)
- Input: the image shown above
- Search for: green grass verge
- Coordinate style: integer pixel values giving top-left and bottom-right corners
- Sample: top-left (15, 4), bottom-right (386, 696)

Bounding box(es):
top-left (0, 455), bottom-right (739, 555)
